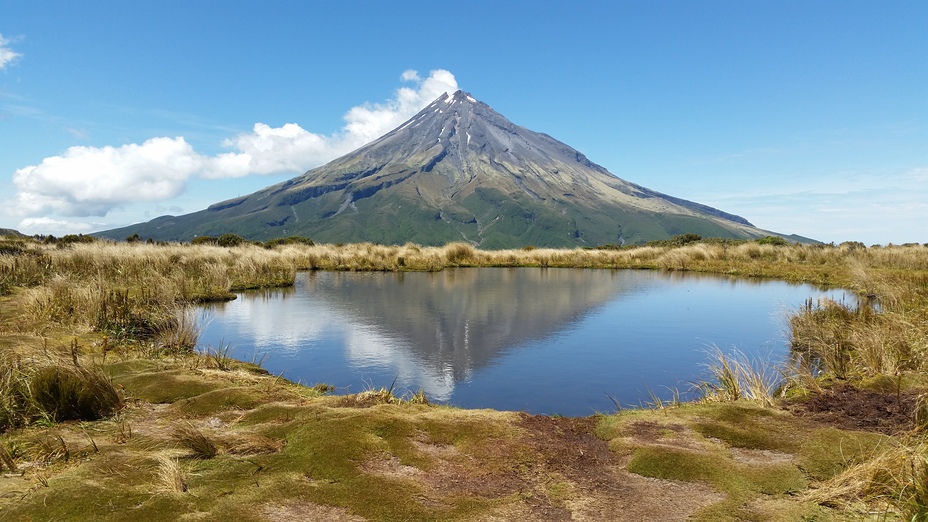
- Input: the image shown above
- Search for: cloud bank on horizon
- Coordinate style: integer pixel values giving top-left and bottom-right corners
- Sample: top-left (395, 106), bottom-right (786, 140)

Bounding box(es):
top-left (7, 69), bottom-right (458, 232)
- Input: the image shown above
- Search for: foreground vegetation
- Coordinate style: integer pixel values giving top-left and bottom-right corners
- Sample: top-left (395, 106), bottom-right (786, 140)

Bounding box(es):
top-left (1, 234), bottom-right (926, 520)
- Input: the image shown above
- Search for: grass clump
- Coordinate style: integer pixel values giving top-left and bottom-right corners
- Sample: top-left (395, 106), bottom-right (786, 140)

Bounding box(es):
top-left (172, 422), bottom-right (217, 459)
top-left (696, 347), bottom-right (780, 406)
top-left (806, 439), bottom-right (928, 520)
top-left (2, 352), bottom-right (122, 430)
top-left (156, 454), bottom-right (189, 493)
top-left (29, 364), bottom-right (123, 422)
top-left (0, 353), bottom-right (31, 431)
top-left (204, 342), bottom-right (236, 371)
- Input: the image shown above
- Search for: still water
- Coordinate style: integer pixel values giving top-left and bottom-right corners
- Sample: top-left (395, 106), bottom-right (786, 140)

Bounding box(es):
top-left (199, 269), bottom-right (848, 416)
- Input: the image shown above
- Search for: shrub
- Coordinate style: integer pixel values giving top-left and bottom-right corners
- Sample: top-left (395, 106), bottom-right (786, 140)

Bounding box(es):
top-left (263, 236), bottom-right (315, 248)
top-left (756, 236), bottom-right (789, 246)
top-left (217, 234), bottom-right (247, 247)
top-left (191, 235), bottom-right (217, 245)
top-left (645, 234), bottom-right (703, 248)
top-left (58, 234), bottom-right (96, 245)
top-left (839, 241), bottom-right (867, 250)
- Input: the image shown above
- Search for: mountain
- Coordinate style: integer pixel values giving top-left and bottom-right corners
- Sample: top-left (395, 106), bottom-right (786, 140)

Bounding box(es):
top-left (99, 90), bottom-right (791, 248)
top-left (0, 228), bottom-right (25, 238)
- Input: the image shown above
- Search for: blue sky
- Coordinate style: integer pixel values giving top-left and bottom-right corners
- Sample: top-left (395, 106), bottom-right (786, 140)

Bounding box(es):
top-left (1, 1), bottom-right (925, 245)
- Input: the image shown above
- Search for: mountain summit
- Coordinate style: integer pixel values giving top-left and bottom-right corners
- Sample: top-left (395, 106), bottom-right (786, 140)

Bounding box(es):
top-left (100, 90), bottom-right (786, 247)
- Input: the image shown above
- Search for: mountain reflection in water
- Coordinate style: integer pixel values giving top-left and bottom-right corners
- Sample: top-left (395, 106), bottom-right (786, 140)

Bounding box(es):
top-left (199, 268), bottom-right (848, 416)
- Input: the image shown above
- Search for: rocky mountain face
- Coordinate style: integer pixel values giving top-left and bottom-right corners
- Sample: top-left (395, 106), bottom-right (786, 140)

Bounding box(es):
top-left (99, 90), bottom-right (783, 247)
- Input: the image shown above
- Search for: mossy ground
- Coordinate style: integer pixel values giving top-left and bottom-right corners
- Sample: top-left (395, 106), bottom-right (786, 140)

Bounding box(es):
top-left (0, 346), bottom-right (909, 521)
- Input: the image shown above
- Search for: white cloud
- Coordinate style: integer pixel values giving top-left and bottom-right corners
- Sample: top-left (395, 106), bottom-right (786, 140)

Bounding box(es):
top-left (0, 34), bottom-right (21, 69)
top-left (208, 122), bottom-right (331, 179)
top-left (8, 69), bottom-right (459, 219)
top-left (342, 69), bottom-right (457, 145)
top-left (17, 217), bottom-right (94, 236)
top-left (400, 69), bottom-right (420, 82)
top-left (12, 137), bottom-right (201, 216)
top-left (207, 69), bottom-right (457, 178)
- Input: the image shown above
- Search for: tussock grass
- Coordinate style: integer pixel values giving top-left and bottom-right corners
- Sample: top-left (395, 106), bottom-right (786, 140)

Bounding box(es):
top-left (29, 364), bottom-right (123, 422)
top-left (172, 422), bottom-right (217, 459)
top-left (0, 352), bottom-right (30, 431)
top-left (697, 347), bottom-right (779, 406)
top-left (156, 454), bottom-right (189, 493)
top-left (805, 438), bottom-right (928, 520)
top-left (1, 350), bottom-right (122, 429)
top-left (204, 341), bottom-right (236, 371)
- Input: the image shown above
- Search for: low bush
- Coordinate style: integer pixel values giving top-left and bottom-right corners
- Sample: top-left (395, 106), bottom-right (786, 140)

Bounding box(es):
top-left (191, 235), bottom-right (217, 245)
top-left (263, 236), bottom-right (315, 248)
top-left (756, 235), bottom-right (789, 246)
top-left (217, 233), bottom-right (247, 247)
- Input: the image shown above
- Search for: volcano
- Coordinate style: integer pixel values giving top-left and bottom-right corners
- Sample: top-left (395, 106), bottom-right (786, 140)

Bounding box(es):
top-left (99, 90), bottom-right (793, 247)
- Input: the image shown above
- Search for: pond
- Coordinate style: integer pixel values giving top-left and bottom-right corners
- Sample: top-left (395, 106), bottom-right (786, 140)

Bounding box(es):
top-left (198, 268), bottom-right (850, 416)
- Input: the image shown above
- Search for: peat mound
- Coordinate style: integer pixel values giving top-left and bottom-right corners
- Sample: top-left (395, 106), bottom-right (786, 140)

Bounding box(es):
top-left (783, 383), bottom-right (918, 435)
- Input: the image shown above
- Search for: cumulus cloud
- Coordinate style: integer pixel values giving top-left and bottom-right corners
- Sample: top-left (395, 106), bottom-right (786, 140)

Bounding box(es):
top-left (342, 69), bottom-right (457, 146)
top-left (17, 217), bottom-right (95, 234)
top-left (13, 137), bottom-right (201, 216)
top-left (207, 69), bottom-right (457, 178)
top-left (9, 69), bottom-right (458, 219)
top-left (0, 34), bottom-right (21, 69)
top-left (207, 123), bottom-right (331, 179)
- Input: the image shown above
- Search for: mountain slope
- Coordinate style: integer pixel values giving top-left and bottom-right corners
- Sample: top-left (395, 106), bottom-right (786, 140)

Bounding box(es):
top-left (99, 91), bottom-right (786, 247)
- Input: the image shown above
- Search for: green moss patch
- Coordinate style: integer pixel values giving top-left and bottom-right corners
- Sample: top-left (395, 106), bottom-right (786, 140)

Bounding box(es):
top-left (795, 427), bottom-right (889, 481)
top-left (627, 445), bottom-right (805, 495)
top-left (174, 386), bottom-right (266, 417)
top-left (115, 369), bottom-right (224, 403)
top-left (596, 401), bottom-right (898, 520)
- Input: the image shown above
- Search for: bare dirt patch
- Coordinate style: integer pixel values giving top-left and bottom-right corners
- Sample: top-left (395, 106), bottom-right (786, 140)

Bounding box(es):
top-left (783, 383), bottom-right (917, 435)
top-left (729, 447), bottom-right (795, 466)
top-left (352, 413), bottom-right (723, 521)
top-left (620, 420), bottom-right (707, 453)
top-left (511, 414), bottom-right (723, 522)
top-left (263, 499), bottom-right (367, 521)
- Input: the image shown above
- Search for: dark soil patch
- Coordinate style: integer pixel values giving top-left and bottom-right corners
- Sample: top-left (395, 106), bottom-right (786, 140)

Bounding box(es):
top-left (517, 414), bottom-right (619, 475)
top-left (783, 383), bottom-right (917, 435)
top-left (515, 414), bottom-right (624, 521)
top-left (624, 420), bottom-right (686, 439)
top-left (512, 414), bottom-right (721, 522)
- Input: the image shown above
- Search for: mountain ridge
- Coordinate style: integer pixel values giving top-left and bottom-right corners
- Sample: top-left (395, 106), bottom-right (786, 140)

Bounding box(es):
top-left (98, 90), bottom-right (795, 247)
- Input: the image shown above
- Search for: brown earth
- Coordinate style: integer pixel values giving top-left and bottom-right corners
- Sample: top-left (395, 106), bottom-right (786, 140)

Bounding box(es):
top-left (783, 383), bottom-right (919, 435)
top-left (504, 414), bottom-right (723, 521)
top-left (353, 412), bottom-right (723, 522)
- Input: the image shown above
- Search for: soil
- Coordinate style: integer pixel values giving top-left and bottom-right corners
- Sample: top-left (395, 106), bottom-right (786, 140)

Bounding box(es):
top-left (507, 414), bottom-right (723, 522)
top-left (356, 413), bottom-right (723, 522)
top-left (783, 383), bottom-right (919, 435)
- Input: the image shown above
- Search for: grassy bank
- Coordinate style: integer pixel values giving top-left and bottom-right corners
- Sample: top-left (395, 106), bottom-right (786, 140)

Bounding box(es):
top-left (1, 235), bottom-right (927, 520)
